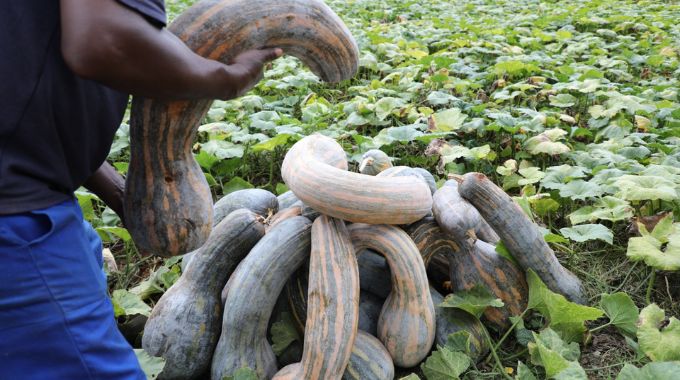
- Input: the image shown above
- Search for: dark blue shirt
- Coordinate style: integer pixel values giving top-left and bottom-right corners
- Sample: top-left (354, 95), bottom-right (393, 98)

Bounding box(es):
top-left (0, 0), bottom-right (166, 214)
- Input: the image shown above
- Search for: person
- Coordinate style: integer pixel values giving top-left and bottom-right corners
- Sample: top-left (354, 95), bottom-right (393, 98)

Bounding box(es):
top-left (0, 0), bottom-right (281, 378)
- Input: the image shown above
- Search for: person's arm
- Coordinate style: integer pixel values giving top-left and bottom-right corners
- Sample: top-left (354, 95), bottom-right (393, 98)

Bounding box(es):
top-left (59, 0), bottom-right (282, 100)
top-left (83, 162), bottom-right (127, 224)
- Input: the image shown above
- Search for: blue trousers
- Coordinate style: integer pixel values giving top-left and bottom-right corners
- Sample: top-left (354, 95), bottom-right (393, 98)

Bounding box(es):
top-left (0, 198), bottom-right (145, 379)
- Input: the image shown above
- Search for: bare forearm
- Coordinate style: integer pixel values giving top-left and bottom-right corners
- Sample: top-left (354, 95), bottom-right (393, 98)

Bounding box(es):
top-left (83, 162), bottom-right (126, 223)
top-left (60, 0), bottom-right (244, 100)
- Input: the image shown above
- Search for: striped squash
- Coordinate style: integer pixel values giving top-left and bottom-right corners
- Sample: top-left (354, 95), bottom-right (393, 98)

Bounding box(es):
top-left (124, 0), bottom-right (359, 256)
top-left (408, 217), bottom-right (527, 330)
top-left (377, 166), bottom-right (438, 195)
top-left (457, 173), bottom-right (585, 303)
top-left (142, 209), bottom-right (265, 379)
top-left (432, 180), bottom-right (499, 244)
top-left (281, 134), bottom-right (432, 224)
top-left (211, 216), bottom-right (312, 380)
top-left (272, 216), bottom-right (359, 380)
top-left (342, 331), bottom-right (394, 380)
top-left (213, 189), bottom-right (278, 226)
top-left (349, 224), bottom-right (435, 367)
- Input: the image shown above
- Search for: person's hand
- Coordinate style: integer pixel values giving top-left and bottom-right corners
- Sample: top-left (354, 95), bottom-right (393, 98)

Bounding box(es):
top-left (222, 48), bottom-right (283, 99)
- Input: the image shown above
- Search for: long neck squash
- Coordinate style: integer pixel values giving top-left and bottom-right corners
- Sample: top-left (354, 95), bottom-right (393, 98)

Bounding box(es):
top-left (124, 0), bottom-right (359, 256)
top-left (348, 223), bottom-right (435, 368)
top-left (457, 173), bottom-right (585, 303)
top-left (211, 216), bottom-right (312, 380)
top-left (273, 216), bottom-right (360, 380)
top-left (142, 209), bottom-right (265, 379)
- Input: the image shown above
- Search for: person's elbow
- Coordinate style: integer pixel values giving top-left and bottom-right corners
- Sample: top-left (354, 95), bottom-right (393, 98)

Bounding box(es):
top-left (61, 23), bottom-right (128, 80)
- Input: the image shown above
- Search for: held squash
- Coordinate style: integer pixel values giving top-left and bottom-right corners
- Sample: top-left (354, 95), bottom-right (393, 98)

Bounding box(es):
top-left (211, 216), bottom-right (312, 380)
top-left (272, 216), bottom-right (360, 380)
top-left (457, 173), bottom-right (585, 303)
top-left (349, 224), bottom-right (436, 367)
top-left (281, 134), bottom-right (432, 224)
top-left (142, 209), bottom-right (265, 379)
top-left (124, 0), bottom-right (359, 256)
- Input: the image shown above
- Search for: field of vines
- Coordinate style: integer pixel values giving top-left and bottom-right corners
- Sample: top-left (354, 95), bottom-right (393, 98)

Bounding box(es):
top-left (84, 0), bottom-right (680, 378)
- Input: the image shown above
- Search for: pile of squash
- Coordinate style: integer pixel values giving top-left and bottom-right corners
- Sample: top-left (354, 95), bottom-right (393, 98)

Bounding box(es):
top-left (124, 0), bottom-right (584, 378)
top-left (140, 134), bottom-right (585, 380)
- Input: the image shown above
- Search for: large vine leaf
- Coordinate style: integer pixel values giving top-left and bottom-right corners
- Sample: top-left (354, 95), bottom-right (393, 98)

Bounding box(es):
top-left (599, 292), bottom-right (639, 337)
top-left (421, 346), bottom-right (471, 380)
top-left (626, 216), bottom-right (680, 270)
top-left (111, 289), bottom-right (151, 318)
top-left (526, 270), bottom-right (604, 342)
top-left (616, 362), bottom-right (680, 380)
top-left (439, 284), bottom-right (505, 318)
top-left (528, 328), bottom-right (586, 380)
top-left (559, 224), bottom-right (613, 244)
top-left (637, 304), bottom-right (680, 362)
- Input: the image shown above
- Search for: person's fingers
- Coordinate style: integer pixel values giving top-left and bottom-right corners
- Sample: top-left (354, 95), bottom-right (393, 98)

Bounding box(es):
top-left (259, 47), bottom-right (283, 62)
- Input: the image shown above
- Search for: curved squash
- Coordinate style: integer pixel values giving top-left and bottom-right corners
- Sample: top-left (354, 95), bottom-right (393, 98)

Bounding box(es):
top-left (405, 216), bottom-right (456, 293)
top-left (281, 134), bottom-right (432, 224)
top-left (430, 287), bottom-right (489, 362)
top-left (213, 189), bottom-right (278, 226)
top-left (377, 166), bottom-right (438, 195)
top-left (358, 149), bottom-right (392, 175)
top-left (272, 216), bottom-right (359, 380)
top-left (457, 173), bottom-right (585, 303)
top-left (277, 190), bottom-right (300, 210)
top-left (349, 224), bottom-right (435, 367)
top-left (124, 0), bottom-right (359, 256)
top-left (211, 216), bottom-right (312, 380)
top-left (408, 217), bottom-right (527, 330)
top-left (432, 180), bottom-right (499, 244)
top-left (142, 209), bottom-right (265, 379)
top-left (342, 331), bottom-right (394, 380)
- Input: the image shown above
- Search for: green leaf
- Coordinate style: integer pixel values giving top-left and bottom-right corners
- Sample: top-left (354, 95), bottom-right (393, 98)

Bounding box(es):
top-left (637, 304), bottom-right (680, 361)
top-left (599, 292), bottom-right (639, 337)
top-left (559, 224), bottom-right (613, 244)
top-left (75, 191), bottom-right (99, 222)
top-left (528, 328), bottom-right (586, 380)
top-left (111, 289), bottom-right (151, 317)
top-left (222, 177), bottom-right (254, 195)
top-left (533, 198), bottom-right (561, 217)
top-left (421, 346), bottom-right (471, 380)
top-left (270, 312), bottom-right (301, 356)
top-left (541, 165), bottom-right (588, 190)
top-left (518, 167), bottom-right (545, 186)
top-left (525, 129), bottom-right (570, 155)
top-left (568, 197), bottom-right (633, 224)
top-left (134, 349), bottom-right (165, 379)
top-left (374, 97), bottom-right (406, 120)
top-left (558, 180), bottom-right (603, 201)
top-left (433, 108), bottom-right (467, 132)
top-left (439, 284), bottom-right (504, 318)
top-left (223, 367), bottom-right (259, 380)
top-left (626, 230), bottom-right (680, 271)
top-left (399, 375), bottom-right (422, 380)
top-left (527, 270), bottom-right (604, 342)
top-left (251, 134), bottom-right (291, 152)
top-left (614, 175), bottom-right (677, 201)
top-left (201, 140), bottom-right (245, 159)
top-left (516, 361), bottom-right (538, 380)
top-left (616, 362), bottom-right (680, 380)
top-left (445, 330), bottom-right (473, 354)
top-left (96, 226), bottom-right (132, 243)
top-left (195, 150), bottom-right (220, 170)
top-left (549, 94), bottom-right (578, 108)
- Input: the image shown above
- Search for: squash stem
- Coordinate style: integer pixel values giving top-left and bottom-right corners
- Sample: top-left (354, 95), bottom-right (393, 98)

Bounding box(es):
top-left (645, 269), bottom-right (656, 305)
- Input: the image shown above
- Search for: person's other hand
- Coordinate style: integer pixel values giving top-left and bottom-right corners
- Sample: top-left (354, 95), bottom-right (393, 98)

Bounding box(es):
top-left (222, 48), bottom-right (283, 99)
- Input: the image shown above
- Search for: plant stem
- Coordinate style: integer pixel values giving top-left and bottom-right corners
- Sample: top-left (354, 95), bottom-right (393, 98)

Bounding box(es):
top-left (646, 269), bottom-right (656, 305)
top-left (480, 321), bottom-right (513, 380)
top-left (589, 321), bottom-right (612, 334)
top-left (493, 309), bottom-right (528, 352)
